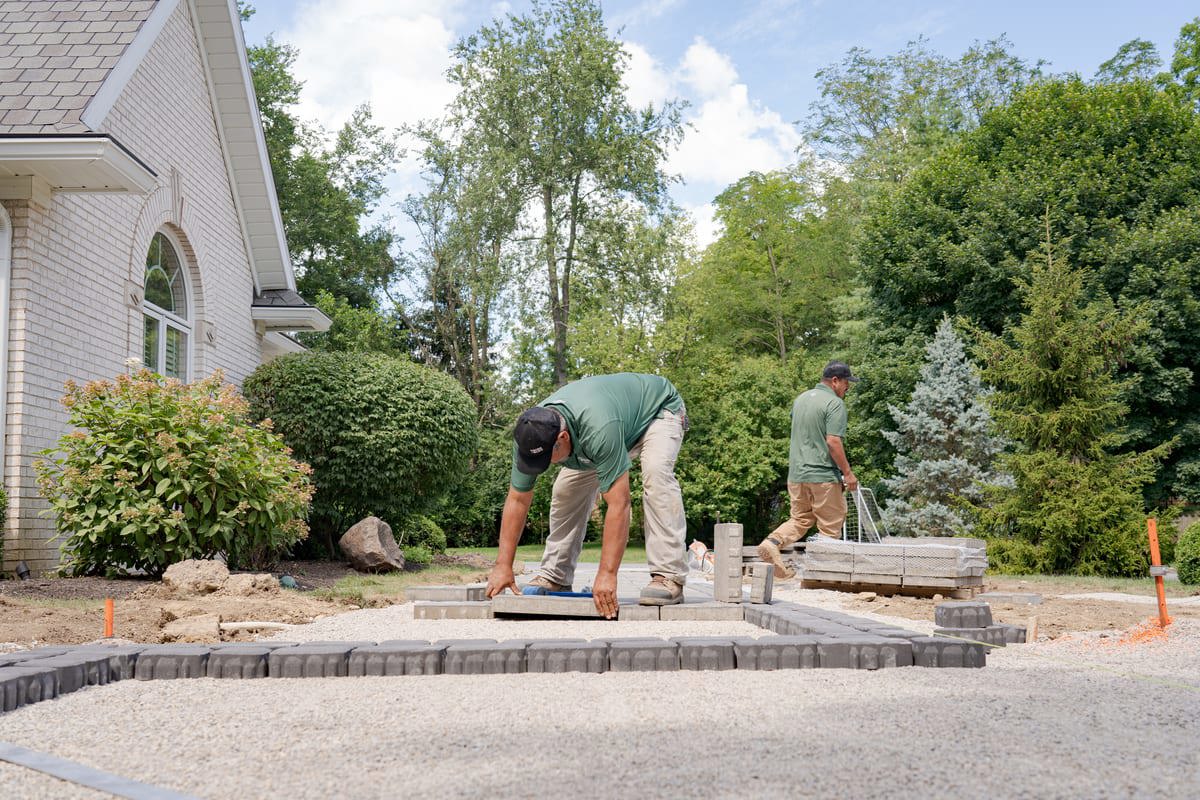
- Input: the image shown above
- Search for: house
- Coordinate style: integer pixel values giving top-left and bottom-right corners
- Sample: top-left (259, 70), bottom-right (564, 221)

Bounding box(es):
top-left (0, 0), bottom-right (330, 574)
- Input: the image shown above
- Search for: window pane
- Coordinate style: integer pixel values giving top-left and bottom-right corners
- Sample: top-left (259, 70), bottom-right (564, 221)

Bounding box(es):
top-left (145, 266), bottom-right (173, 311)
top-left (144, 233), bottom-right (187, 319)
top-left (165, 326), bottom-right (186, 380)
top-left (143, 315), bottom-right (159, 371)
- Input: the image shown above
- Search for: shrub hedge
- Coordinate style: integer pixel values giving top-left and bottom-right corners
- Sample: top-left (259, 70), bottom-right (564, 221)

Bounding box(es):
top-left (1177, 522), bottom-right (1200, 585)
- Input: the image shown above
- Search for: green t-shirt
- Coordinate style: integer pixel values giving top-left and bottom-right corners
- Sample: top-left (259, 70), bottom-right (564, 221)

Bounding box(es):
top-left (787, 383), bottom-right (848, 484)
top-left (510, 373), bottom-right (683, 493)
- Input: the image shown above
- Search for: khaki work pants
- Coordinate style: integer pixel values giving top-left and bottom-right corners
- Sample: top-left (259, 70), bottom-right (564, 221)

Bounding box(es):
top-left (536, 409), bottom-right (688, 588)
top-left (767, 481), bottom-right (846, 546)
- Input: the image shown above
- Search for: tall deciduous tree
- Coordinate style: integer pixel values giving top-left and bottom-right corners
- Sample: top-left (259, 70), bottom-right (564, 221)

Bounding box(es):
top-left (882, 317), bottom-right (1008, 537)
top-left (443, 0), bottom-right (683, 386)
top-left (969, 235), bottom-right (1169, 576)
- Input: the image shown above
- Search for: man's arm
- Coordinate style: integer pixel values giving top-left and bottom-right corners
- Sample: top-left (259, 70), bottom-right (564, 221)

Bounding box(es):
top-left (485, 487), bottom-right (534, 598)
top-left (825, 435), bottom-right (858, 492)
top-left (592, 472), bottom-right (632, 619)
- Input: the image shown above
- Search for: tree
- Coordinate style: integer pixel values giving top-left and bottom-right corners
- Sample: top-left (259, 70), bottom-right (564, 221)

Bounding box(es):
top-left (443, 0), bottom-right (683, 386)
top-left (1167, 17), bottom-right (1200, 107)
top-left (1095, 39), bottom-right (1162, 83)
top-left (882, 317), bottom-right (1008, 536)
top-left (859, 77), bottom-right (1200, 502)
top-left (969, 234), bottom-right (1168, 575)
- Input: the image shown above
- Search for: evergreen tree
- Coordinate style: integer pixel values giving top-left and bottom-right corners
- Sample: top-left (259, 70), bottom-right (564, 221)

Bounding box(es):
top-left (882, 317), bottom-right (1008, 536)
top-left (970, 230), bottom-right (1170, 576)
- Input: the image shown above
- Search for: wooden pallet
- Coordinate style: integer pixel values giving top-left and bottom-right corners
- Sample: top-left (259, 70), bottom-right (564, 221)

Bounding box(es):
top-left (800, 578), bottom-right (983, 600)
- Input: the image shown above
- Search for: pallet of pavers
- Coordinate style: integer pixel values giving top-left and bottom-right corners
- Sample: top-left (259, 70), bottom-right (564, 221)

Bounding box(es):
top-left (0, 601), bottom-right (991, 715)
top-left (801, 537), bottom-right (988, 597)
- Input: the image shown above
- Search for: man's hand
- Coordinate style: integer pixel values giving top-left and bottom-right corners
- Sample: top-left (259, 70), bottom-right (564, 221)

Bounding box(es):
top-left (592, 569), bottom-right (618, 619)
top-left (485, 564), bottom-right (520, 599)
top-left (843, 471), bottom-right (859, 493)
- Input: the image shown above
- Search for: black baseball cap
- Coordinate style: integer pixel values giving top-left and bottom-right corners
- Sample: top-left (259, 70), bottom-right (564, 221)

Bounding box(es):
top-left (514, 406), bottom-right (561, 476)
top-left (822, 360), bottom-right (860, 382)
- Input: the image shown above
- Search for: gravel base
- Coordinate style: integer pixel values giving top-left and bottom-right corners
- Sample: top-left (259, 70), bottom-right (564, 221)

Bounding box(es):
top-left (1, 595), bottom-right (1197, 798)
top-left (0, 762), bottom-right (112, 800)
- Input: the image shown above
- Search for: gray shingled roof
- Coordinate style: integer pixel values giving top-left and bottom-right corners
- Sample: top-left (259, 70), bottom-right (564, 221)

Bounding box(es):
top-left (0, 1), bottom-right (156, 134)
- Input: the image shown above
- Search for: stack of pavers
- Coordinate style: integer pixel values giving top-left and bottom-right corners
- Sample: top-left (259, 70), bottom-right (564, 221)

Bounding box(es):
top-left (801, 536), bottom-right (988, 596)
top-left (933, 600), bottom-right (1026, 647)
top-left (712, 522), bottom-right (746, 603)
top-left (0, 600), bottom-right (990, 714)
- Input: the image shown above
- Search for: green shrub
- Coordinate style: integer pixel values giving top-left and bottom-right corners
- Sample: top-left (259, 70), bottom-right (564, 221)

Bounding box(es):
top-left (396, 514), bottom-right (446, 552)
top-left (402, 544), bottom-right (434, 567)
top-left (35, 371), bottom-right (313, 576)
top-left (985, 536), bottom-right (1046, 574)
top-left (1177, 522), bottom-right (1200, 585)
top-left (429, 426), bottom-right (514, 548)
top-left (243, 353), bottom-right (477, 553)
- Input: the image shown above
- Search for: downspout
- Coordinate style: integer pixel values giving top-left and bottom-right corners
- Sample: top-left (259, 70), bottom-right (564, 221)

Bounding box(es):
top-left (0, 203), bottom-right (11, 563)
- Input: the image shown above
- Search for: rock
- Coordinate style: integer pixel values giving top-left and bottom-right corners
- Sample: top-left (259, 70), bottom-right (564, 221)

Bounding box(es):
top-left (857, 592), bottom-right (877, 602)
top-left (339, 516), bottom-right (405, 573)
top-left (162, 559), bottom-right (229, 596)
top-left (161, 613), bottom-right (221, 643)
top-left (932, 593), bottom-right (944, 601)
top-left (222, 573), bottom-right (280, 596)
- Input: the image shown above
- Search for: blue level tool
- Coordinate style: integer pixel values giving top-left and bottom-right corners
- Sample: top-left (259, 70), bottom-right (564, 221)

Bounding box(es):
top-left (521, 586), bottom-right (593, 597)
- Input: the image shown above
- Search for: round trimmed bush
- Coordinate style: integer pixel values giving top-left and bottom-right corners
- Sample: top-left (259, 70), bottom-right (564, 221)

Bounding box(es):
top-left (243, 353), bottom-right (477, 553)
top-left (35, 371), bottom-right (313, 576)
top-left (1177, 522), bottom-right (1200, 585)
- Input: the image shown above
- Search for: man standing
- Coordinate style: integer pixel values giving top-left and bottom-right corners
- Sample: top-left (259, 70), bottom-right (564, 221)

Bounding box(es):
top-left (757, 361), bottom-right (859, 579)
top-left (485, 373), bottom-right (690, 618)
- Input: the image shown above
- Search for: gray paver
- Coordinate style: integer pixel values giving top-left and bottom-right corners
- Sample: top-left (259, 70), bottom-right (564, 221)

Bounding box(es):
top-left (838, 636), bottom-right (914, 669)
top-left (934, 601), bottom-right (993, 629)
top-left (672, 637), bottom-right (735, 670)
top-left (348, 644), bottom-right (446, 676)
top-left (0, 646), bottom-right (74, 666)
top-left (732, 636), bottom-right (819, 670)
top-left (660, 602), bottom-right (745, 622)
top-left (491, 594), bottom-right (606, 618)
top-left (413, 601), bottom-right (493, 620)
top-left (134, 645), bottom-right (210, 680)
top-left (443, 642), bottom-right (527, 675)
top-left (617, 604), bottom-right (660, 621)
top-left (433, 639), bottom-right (498, 647)
top-left (526, 641), bottom-right (608, 674)
top-left (608, 640), bottom-right (679, 672)
top-left (934, 626), bottom-right (1006, 647)
top-left (72, 644), bottom-right (146, 681)
top-left (405, 584), bottom-right (487, 602)
top-left (0, 666), bottom-right (59, 711)
top-left (910, 636), bottom-right (987, 668)
top-left (207, 647), bottom-right (270, 679)
top-left (30, 654), bottom-right (109, 691)
top-left (816, 640), bottom-right (853, 668)
top-left (749, 562), bottom-right (774, 604)
top-left (377, 639), bottom-right (431, 647)
top-left (268, 644), bottom-right (354, 678)
top-left (995, 623), bottom-right (1027, 644)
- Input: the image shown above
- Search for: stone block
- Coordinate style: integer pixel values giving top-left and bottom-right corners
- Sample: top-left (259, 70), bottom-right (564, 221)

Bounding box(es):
top-left (608, 640), bottom-right (679, 672)
top-left (749, 562), bottom-right (773, 604)
top-left (672, 638), bottom-right (735, 671)
top-left (349, 644), bottom-right (446, 676)
top-left (72, 644), bottom-right (147, 681)
top-left (995, 623), bottom-right (1027, 644)
top-left (268, 644), bottom-right (354, 678)
top-left (377, 640), bottom-right (431, 647)
top-left (0, 646), bottom-right (73, 665)
top-left (526, 642), bottom-right (608, 674)
top-left (0, 666), bottom-right (59, 711)
top-left (816, 640), bottom-right (853, 668)
top-left (934, 626), bottom-right (1006, 647)
top-left (977, 591), bottom-right (1042, 606)
top-left (134, 645), bottom-right (210, 680)
top-left (30, 654), bottom-right (110, 691)
top-left (835, 636), bottom-right (914, 669)
top-left (300, 640), bottom-right (377, 648)
top-left (443, 643), bottom-right (527, 675)
top-left (211, 642), bottom-right (298, 651)
top-left (850, 572), bottom-right (904, 586)
top-left (617, 604), bottom-right (660, 621)
top-left (910, 636), bottom-right (987, 668)
top-left (406, 584), bottom-right (487, 602)
top-left (802, 569), bottom-right (853, 583)
top-left (732, 636), bottom-right (819, 670)
top-left (491, 594), bottom-right (601, 618)
top-left (660, 602), bottom-right (745, 622)
top-left (743, 606), bottom-right (765, 628)
top-left (713, 522), bottom-right (745, 603)
top-left (934, 601), bottom-right (993, 629)
top-left (433, 639), bottom-right (498, 647)
top-left (413, 601), bottom-right (493, 620)
top-left (207, 647), bottom-right (270, 679)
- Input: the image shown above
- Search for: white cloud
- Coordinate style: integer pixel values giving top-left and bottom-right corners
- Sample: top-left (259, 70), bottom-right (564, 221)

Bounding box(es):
top-left (687, 202), bottom-right (721, 249)
top-left (621, 41), bottom-right (674, 109)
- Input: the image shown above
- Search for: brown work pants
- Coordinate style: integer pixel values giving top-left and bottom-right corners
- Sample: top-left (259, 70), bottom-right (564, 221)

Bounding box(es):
top-left (767, 481), bottom-right (846, 545)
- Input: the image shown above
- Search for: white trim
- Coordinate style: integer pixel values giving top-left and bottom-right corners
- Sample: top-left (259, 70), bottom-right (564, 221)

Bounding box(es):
top-left (0, 203), bottom-right (11, 521)
top-left (262, 331), bottom-right (307, 357)
top-left (0, 137), bottom-right (157, 194)
top-left (80, 0), bottom-right (183, 130)
top-left (141, 230), bottom-right (194, 381)
top-left (250, 305), bottom-right (332, 333)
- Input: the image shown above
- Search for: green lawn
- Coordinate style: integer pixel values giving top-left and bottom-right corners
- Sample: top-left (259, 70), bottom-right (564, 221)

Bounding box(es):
top-left (988, 572), bottom-right (1196, 597)
top-left (447, 542), bottom-right (648, 565)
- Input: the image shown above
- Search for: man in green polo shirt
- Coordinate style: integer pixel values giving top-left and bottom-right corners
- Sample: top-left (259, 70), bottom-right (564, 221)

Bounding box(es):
top-left (484, 373), bottom-right (690, 618)
top-left (758, 361), bottom-right (860, 579)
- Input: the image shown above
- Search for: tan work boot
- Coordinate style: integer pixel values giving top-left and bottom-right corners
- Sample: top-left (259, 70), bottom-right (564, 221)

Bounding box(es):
top-left (524, 575), bottom-right (570, 593)
top-left (639, 574), bottom-right (684, 606)
top-left (757, 537), bottom-right (796, 580)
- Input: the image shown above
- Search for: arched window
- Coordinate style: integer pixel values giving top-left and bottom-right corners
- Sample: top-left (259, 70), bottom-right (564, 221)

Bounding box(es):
top-left (142, 232), bottom-right (190, 380)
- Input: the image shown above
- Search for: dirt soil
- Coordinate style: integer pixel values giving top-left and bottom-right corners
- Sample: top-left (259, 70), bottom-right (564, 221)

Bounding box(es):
top-left (844, 577), bottom-right (1200, 639)
top-left (0, 558), bottom-right (481, 648)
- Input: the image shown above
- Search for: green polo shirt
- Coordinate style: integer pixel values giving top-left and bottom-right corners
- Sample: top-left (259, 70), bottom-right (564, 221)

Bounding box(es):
top-left (788, 383), bottom-right (848, 484)
top-left (510, 373), bottom-right (683, 493)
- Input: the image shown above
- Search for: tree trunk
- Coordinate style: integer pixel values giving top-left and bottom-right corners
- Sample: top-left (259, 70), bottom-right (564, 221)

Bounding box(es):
top-left (544, 184), bottom-right (568, 387)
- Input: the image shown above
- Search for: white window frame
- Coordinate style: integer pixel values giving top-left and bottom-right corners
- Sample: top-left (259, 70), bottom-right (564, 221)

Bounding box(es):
top-left (141, 229), bottom-right (193, 381)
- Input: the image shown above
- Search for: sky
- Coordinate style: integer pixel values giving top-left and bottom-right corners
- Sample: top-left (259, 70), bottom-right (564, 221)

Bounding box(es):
top-left (241, 0), bottom-right (1199, 248)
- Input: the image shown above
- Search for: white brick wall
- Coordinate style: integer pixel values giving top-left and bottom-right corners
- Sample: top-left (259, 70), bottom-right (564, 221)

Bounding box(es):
top-left (1, 2), bottom-right (267, 573)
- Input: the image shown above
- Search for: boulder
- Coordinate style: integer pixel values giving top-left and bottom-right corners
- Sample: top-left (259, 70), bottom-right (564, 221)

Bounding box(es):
top-left (339, 516), bottom-right (405, 573)
top-left (161, 613), bottom-right (221, 643)
top-left (162, 559), bottom-right (229, 596)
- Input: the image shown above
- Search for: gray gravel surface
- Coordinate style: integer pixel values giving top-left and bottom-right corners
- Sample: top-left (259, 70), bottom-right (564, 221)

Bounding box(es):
top-left (2, 599), bottom-right (1198, 799)
top-left (0, 761), bottom-right (112, 799)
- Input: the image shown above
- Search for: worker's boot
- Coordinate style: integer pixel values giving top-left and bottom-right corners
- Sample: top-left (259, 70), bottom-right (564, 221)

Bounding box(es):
top-left (523, 575), bottom-right (571, 593)
top-left (757, 537), bottom-right (796, 580)
top-left (639, 574), bottom-right (684, 606)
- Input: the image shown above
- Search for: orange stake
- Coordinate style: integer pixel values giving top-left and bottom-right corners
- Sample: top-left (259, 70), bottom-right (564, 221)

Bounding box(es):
top-left (1147, 518), bottom-right (1171, 628)
top-left (104, 598), bottom-right (114, 638)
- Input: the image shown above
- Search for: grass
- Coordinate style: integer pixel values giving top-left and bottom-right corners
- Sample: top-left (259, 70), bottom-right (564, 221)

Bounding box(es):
top-left (989, 572), bottom-right (1198, 598)
top-left (312, 564), bottom-right (487, 607)
top-left (446, 541), bottom-right (648, 565)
